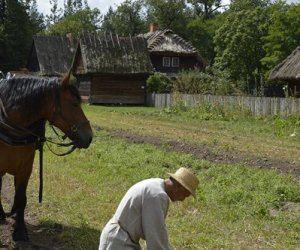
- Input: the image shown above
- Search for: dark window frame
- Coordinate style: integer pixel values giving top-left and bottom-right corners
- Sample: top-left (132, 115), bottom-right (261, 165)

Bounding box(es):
top-left (163, 57), bottom-right (171, 67)
top-left (172, 57), bottom-right (179, 67)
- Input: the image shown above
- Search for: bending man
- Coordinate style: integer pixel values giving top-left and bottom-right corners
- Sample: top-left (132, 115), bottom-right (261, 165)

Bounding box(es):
top-left (99, 167), bottom-right (199, 250)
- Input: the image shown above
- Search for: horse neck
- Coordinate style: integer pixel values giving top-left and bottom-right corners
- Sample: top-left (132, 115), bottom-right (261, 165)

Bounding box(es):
top-left (5, 110), bottom-right (44, 128)
top-left (5, 94), bottom-right (54, 128)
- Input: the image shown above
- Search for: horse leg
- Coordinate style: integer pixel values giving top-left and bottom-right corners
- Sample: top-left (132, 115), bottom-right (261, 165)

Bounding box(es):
top-left (12, 177), bottom-right (29, 241)
top-left (0, 175), bottom-right (6, 220)
top-left (10, 176), bottom-right (17, 218)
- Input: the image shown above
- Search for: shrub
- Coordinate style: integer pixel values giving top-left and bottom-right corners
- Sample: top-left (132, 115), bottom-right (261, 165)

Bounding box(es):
top-left (173, 68), bottom-right (239, 95)
top-left (146, 72), bottom-right (172, 93)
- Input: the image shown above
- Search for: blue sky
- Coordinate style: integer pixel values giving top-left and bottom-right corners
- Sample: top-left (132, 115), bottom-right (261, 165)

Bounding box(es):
top-left (36, 0), bottom-right (300, 16)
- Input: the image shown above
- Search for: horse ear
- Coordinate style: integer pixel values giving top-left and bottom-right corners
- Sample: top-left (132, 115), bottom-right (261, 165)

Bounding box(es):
top-left (62, 70), bottom-right (71, 86)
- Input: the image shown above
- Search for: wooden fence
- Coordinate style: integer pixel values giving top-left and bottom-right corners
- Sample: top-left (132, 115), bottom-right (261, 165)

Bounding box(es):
top-left (146, 93), bottom-right (300, 116)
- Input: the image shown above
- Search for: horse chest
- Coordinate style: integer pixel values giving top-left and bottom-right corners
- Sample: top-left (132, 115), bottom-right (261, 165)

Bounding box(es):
top-left (0, 142), bottom-right (36, 176)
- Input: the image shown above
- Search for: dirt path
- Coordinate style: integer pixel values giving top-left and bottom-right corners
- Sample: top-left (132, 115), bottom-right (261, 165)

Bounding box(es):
top-left (1, 129), bottom-right (299, 249)
top-left (0, 175), bottom-right (64, 250)
top-left (109, 129), bottom-right (300, 179)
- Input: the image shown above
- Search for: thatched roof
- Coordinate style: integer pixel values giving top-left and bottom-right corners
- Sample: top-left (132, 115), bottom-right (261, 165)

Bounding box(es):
top-left (26, 35), bottom-right (76, 76)
top-left (73, 33), bottom-right (153, 75)
top-left (269, 46), bottom-right (300, 81)
top-left (140, 29), bottom-right (198, 55)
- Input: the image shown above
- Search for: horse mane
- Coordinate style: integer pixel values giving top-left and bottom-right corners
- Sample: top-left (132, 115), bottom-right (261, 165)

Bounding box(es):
top-left (0, 75), bottom-right (81, 118)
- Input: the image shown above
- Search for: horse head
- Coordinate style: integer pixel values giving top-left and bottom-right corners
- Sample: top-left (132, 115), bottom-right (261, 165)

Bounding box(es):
top-left (47, 74), bottom-right (93, 149)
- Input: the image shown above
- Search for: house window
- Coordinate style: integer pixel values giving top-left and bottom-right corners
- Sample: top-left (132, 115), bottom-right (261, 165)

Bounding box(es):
top-left (172, 57), bottom-right (179, 67)
top-left (163, 57), bottom-right (170, 67)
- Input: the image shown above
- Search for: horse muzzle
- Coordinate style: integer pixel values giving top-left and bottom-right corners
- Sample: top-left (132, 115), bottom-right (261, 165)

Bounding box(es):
top-left (72, 128), bottom-right (93, 149)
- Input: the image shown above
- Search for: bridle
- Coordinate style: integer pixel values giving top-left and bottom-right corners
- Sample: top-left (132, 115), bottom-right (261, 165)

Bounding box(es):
top-left (45, 84), bottom-right (90, 154)
top-left (47, 100), bottom-right (90, 156)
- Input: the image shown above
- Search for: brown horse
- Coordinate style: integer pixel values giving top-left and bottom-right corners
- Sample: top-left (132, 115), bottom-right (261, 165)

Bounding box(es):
top-left (0, 74), bottom-right (93, 241)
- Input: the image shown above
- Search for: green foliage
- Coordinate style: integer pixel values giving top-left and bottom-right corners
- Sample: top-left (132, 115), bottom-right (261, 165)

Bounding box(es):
top-left (63, 0), bottom-right (89, 17)
top-left (100, 0), bottom-right (147, 35)
top-left (172, 68), bottom-right (237, 95)
top-left (187, 0), bottom-right (223, 19)
top-left (145, 0), bottom-right (190, 33)
top-left (261, 3), bottom-right (300, 77)
top-left (214, 8), bottom-right (268, 90)
top-left (45, 8), bottom-right (101, 36)
top-left (0, 0), bottom-right (39, 71)
top-left (146, 72), bottom-right (172, 93)
top-left (187, 17), bottom-right (217, 63)
top-left (229, 0), bottom-right (272, 11)
top-left (273, 115), bottom-right (300, 137)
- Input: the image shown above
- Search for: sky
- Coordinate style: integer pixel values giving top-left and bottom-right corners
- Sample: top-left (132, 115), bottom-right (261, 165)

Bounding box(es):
top-left (36, 0), bottom-right (300, 16)
top-left (36, 0), bottom-right (124, 16)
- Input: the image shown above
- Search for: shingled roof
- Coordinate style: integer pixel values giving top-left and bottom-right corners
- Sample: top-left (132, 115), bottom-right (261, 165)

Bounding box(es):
top-left (26, 35), bottom-right (76, 76)
top-left (269, 46), bottom-right (300, 81)
top-left (140, 29), bottom-right (198, 55)
top-left (73, 33), bottom-right (154, 74)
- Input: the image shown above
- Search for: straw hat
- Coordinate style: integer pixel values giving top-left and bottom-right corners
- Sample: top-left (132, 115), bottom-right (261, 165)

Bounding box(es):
top-left (169, 167), bottom-right (199, 197)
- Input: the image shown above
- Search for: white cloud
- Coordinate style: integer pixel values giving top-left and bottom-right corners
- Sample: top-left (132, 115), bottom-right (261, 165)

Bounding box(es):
top-left (36, 0), bottom-right (124, 16)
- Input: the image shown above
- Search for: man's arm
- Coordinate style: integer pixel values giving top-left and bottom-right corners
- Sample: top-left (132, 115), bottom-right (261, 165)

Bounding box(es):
top-left (142, 194), bottom-right (172, 250)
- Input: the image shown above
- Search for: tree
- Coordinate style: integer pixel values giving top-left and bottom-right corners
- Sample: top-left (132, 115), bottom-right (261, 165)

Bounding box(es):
top-left (100, 6), bottom-right (115, 33)
top-left (146, 0), bottom-right (189, 33)
top-left (45, 8), bottom-right (101, 36)
top-left (213, 9), bottom-right (268, 93)
top-left (187, 12), bottom-right (228, 64)
top-left (187, 0), bottom-right (225, 19)
top-left (100, 0), bottom-right (147, 35)
top-left (261, 3), bottom-right (300, 75)
top-left (45, 0), bottom-right (63, 27)
top-left (0, 0), bottom-right (40, 71)
top-left (229, 0), bottom-right (271, 11)
top-left (0, 0), bottom-right (5, 22)
top-left (64, 0), bottom-right (88, 16)
top-left (25, 0), bottom-right (45, 33)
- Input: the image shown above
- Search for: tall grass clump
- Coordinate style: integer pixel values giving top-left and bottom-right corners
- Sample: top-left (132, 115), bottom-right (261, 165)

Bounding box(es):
top-left (272, 115), bottom-right (300, 137)
top-left (164, 95), bottom-right (253, 122)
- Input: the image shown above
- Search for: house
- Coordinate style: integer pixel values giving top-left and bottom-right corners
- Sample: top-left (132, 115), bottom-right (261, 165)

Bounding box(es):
top-left (26, 34), bottom-right (76, 77)
top-left (269, 46), bottom-right (300, 97)
top-left (139, 26), bottom-right (205, 78)
top-left (72, 33), bottom-right (154, 104)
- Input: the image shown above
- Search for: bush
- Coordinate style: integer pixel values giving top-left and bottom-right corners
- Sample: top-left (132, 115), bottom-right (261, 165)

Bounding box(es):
top-left (146, 72), bottom-right (172, 93)
top-left (173, 68), bottom-right (239, 95)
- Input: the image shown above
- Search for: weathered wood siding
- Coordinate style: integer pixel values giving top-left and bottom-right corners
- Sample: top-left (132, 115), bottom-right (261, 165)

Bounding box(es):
top-left (147, 93), bottom-right (300, 116)
top-left (89, 75), bottom-right (147, 104)
top-left (150, 54), bottom-right (201, 74)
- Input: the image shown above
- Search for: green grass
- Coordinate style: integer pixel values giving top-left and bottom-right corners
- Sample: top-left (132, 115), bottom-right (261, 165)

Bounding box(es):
top-left (84, 105), bottom-right (300, 164)
top-left (20, 105), bottom-right (300, 249)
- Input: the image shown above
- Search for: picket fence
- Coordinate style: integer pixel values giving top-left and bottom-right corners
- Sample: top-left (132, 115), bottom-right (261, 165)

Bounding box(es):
top-left (146, 93), bottom-right (300, 116)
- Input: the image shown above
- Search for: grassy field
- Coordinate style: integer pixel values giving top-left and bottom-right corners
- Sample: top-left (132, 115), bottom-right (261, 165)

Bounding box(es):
top-left (23, 105), bottom-right (300, 249)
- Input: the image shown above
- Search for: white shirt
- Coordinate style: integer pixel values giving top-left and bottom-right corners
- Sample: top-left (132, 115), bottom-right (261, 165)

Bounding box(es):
top-left (113, 178), bottom-right (171, 250)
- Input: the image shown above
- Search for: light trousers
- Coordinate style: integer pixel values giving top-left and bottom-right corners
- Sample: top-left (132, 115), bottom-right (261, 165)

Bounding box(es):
top-left (99, 219), bottom-right (141, 250)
